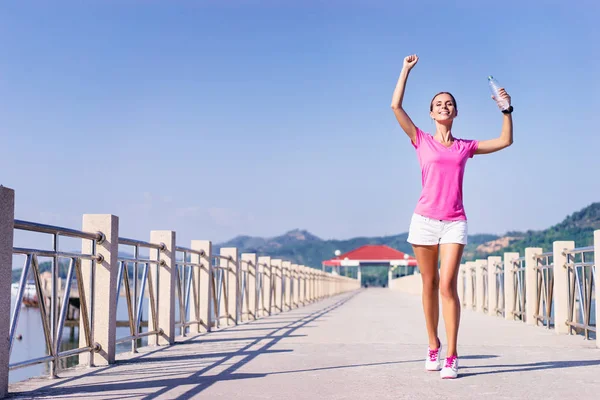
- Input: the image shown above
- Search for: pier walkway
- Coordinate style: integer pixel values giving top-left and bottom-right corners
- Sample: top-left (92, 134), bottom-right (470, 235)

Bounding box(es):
top-left (9, 289), bottom-right (600, 400)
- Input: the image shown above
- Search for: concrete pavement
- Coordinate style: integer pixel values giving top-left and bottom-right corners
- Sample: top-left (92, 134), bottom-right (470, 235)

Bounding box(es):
top-left (8, 288), bottom-right (600, 399)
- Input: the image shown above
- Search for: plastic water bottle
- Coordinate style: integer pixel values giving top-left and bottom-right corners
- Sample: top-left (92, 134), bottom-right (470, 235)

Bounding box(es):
top-left (488, 76), bottom-right (509, 111)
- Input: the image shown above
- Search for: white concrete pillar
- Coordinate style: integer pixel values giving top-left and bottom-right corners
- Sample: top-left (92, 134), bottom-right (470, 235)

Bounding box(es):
top-left (298, 266), bottom-right (305, 306)
top-left (524, 247), bottom-right (542, 325)
top-left (149, 230), bottom-right (176, 345)
top-left (487, 256), bottom-right (502, 316)
top-left (220, 248), bottom-right (238, 325)
top-left (503, 252), bottom-right (520, 321)
top-left (258, 256), bottom-right (271, 316)
top-left (271, 259), bottom-right (282, 313)
top-left (475, 259), bottom-right (486, 313)
top-left (388, 266), bottom-right (392, 289)
top-left (291, 264), bottom-right (299, 308)
top-left (242, 253), bottom-right (257, 320)
top-left (191, 240), bottom-right (211, 334)
top-left (553, 240), bottom-right (575, 334)
top-left (282, 261), bottom-right (292, 310)
top-left (80, 214), bottom-right (119, 366)
top-left (465, 261), bottom-right (475, 310)
top-left (595, 231), bottom-right (600, 348)
top-left (357, 266), bottom-right (362, 288)
top-left (0, 186), bottom-right (15, 398)
top-left (309, 271), bottom-right (315, 303)
top-left (457, 264), bottom-right (465, 308)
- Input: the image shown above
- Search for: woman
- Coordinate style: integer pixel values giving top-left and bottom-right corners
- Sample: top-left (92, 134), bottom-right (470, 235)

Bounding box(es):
top-left (390, 54), bottom-right (513, 379)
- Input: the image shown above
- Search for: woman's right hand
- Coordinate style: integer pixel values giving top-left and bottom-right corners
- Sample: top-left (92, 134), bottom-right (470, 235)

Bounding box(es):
top-left (403, 54), bottom-right (419, 71)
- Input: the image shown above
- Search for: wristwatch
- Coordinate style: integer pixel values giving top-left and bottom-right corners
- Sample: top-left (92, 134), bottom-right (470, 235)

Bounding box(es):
top-left (502, 105), bottom-right (514, 114)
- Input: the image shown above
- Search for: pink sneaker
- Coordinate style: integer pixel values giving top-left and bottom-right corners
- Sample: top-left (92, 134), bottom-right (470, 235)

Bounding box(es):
top-left (440, 355), bottom-right (459, 379)
top-left (425, 340), bottom-right (442, 371)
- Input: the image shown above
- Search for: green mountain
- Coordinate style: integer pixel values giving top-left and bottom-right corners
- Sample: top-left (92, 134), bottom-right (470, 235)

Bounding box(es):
top-left (12, 203), bottom-right (597, 284)
top-left (216, 229), bottom-right (498, 269)
top-left (465, 202), bottom-right (600, 260)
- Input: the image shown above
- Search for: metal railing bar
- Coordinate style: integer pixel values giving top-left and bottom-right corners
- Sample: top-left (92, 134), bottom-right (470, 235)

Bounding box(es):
top-left (564, 246), bottom-right (594, 255)
top-left (14, 220), bottom-right (103, 242)
top-left (119, 237), bottom-right (165, 251)
top-left (118, 256), bottom-right (162, 265)
top-left (175, 246), bottom-right (206, 257)
top-left (115, 330), bottom-right (162, 344)
top-left (13, 248), bottom-right (101, 261)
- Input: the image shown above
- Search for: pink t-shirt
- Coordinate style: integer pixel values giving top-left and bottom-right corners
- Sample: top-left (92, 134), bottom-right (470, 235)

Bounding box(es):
top-left (411, 127), bottom-right (478, 221)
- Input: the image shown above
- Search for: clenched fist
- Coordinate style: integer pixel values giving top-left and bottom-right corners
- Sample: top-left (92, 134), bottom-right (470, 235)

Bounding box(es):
top-left (403, 54), bottom-right (419, 71)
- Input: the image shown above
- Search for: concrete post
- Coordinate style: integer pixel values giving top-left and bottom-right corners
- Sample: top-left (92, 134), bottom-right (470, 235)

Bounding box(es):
top-left (465, 261), bottom-right (475, 310)
top-left (271, 259), bottom-right (282, 313)
top-left (595, 231), bottom-right (600, 348)
top-left (191, 240), bottom-right (211, 334)
top-left (297, 266), bottom-right (304, 306)
top-left (525, 247), bottom-right (542, 325)
top-left (357, 266), bottom-right (362, 288)
top-left (487, 256), bottom-right (502, 316)
top-left (457, 264), bottom-right (465, 307)
top-left (313, 269), bottom-right (317, 300)
top-left (475, 259), bottom-right (486, 313)
top-left (0, 187), bottom-right (15, 398)
top-left (553, 240), bottom-right (575, 334)
top-left (242, 253), bottom-right (257, 321)
top-left (503, 252), bottom-right (520, 321)
top-left (220, 248), bottom-right (238, 326)
top-left (282, 261), bottom-right (291, 311)
top-left (149, 230), bottom-right (176, 346)
top-left (258, 256), bottom-right (271, 316)
top-left (387, 266), bottom-right (392, 289)
top-left (80, 214), bottom-right (119, 366)
top-left (291, 264), bottom-right (299, 308)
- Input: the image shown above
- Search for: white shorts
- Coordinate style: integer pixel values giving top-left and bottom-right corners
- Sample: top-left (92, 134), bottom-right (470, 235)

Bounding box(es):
top-left (407, 213), bottom-right (468, 246)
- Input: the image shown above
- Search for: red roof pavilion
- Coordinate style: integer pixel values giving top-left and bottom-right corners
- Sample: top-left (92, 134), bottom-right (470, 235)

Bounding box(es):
top-left (322, 245), bottom-right (418, 267)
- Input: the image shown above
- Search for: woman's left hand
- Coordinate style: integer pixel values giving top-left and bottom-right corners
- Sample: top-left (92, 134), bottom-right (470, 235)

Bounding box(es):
top-left (492, 88), bottom-right (511, 109)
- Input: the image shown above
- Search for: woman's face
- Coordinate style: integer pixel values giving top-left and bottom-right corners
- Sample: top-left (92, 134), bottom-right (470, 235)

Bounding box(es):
top-left (430, 93), bottom-right (457, 122)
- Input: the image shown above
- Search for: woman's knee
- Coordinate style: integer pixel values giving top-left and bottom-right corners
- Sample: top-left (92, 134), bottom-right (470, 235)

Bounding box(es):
top-left (439, 280), bottom-right (458, 299)
top-left (421, 273), bottom-right (440, 290)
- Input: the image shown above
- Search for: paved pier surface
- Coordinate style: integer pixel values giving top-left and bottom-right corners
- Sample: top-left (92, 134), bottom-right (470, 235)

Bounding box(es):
top-left (8, 289), bottom-right (600, 399)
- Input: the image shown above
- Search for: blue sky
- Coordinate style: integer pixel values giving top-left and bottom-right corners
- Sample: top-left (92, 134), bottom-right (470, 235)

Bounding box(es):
top-left (1, 0), bottom-right (598, 247)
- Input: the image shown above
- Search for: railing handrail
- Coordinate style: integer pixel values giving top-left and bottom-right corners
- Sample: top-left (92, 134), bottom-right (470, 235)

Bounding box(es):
top-left (175, 246), bottom-right (206, 257)
top-left (13, 247), bottom-right (102, 262)
top-left (119, 237), bottom-right (165, 251)
top-left (14, 219), bottom-right (104, 242)
top-left (563, 246), bottom-right (594, 255)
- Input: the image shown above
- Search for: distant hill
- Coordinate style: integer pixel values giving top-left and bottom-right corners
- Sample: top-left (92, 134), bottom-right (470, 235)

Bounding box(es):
top-left (216, 229), bottom-right (499, 269)
top-left (12, 203), bottom-right (598, 284)
top-left (464, 202), bottom-right (600, 260)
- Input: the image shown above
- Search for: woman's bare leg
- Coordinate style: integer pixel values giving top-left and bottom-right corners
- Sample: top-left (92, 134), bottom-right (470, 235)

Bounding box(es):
top-left (439, 243), bottom-right (464, 357)
top-left (413, 244), bottom-right (440, 348)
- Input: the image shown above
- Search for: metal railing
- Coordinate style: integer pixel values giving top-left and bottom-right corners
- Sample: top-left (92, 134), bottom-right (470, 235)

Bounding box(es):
top-left (174, 246), bottom-right (209, 337)
top-left (271, 262), bottom-right (283, 314)
top-left (211, 254), bottom-right (237, 328)
top-left (10, 220), bottom-right (103, 376)
top-left (511, 257), bottom-right (526, 321)
top-left (238, 258), bottom-right (255, 322)
top-left (258, 261), bottom-right (272, 317)
top-left (534, 252), bottom-right (554, 328)
top-left (494, 261), bottom-right (505, 317)
top-left (482, 262), bottom-right (489, 313)
top-left (564, 246), bottom-right (596, 339)
top-left (115, 237), bottom-right (165, 351)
